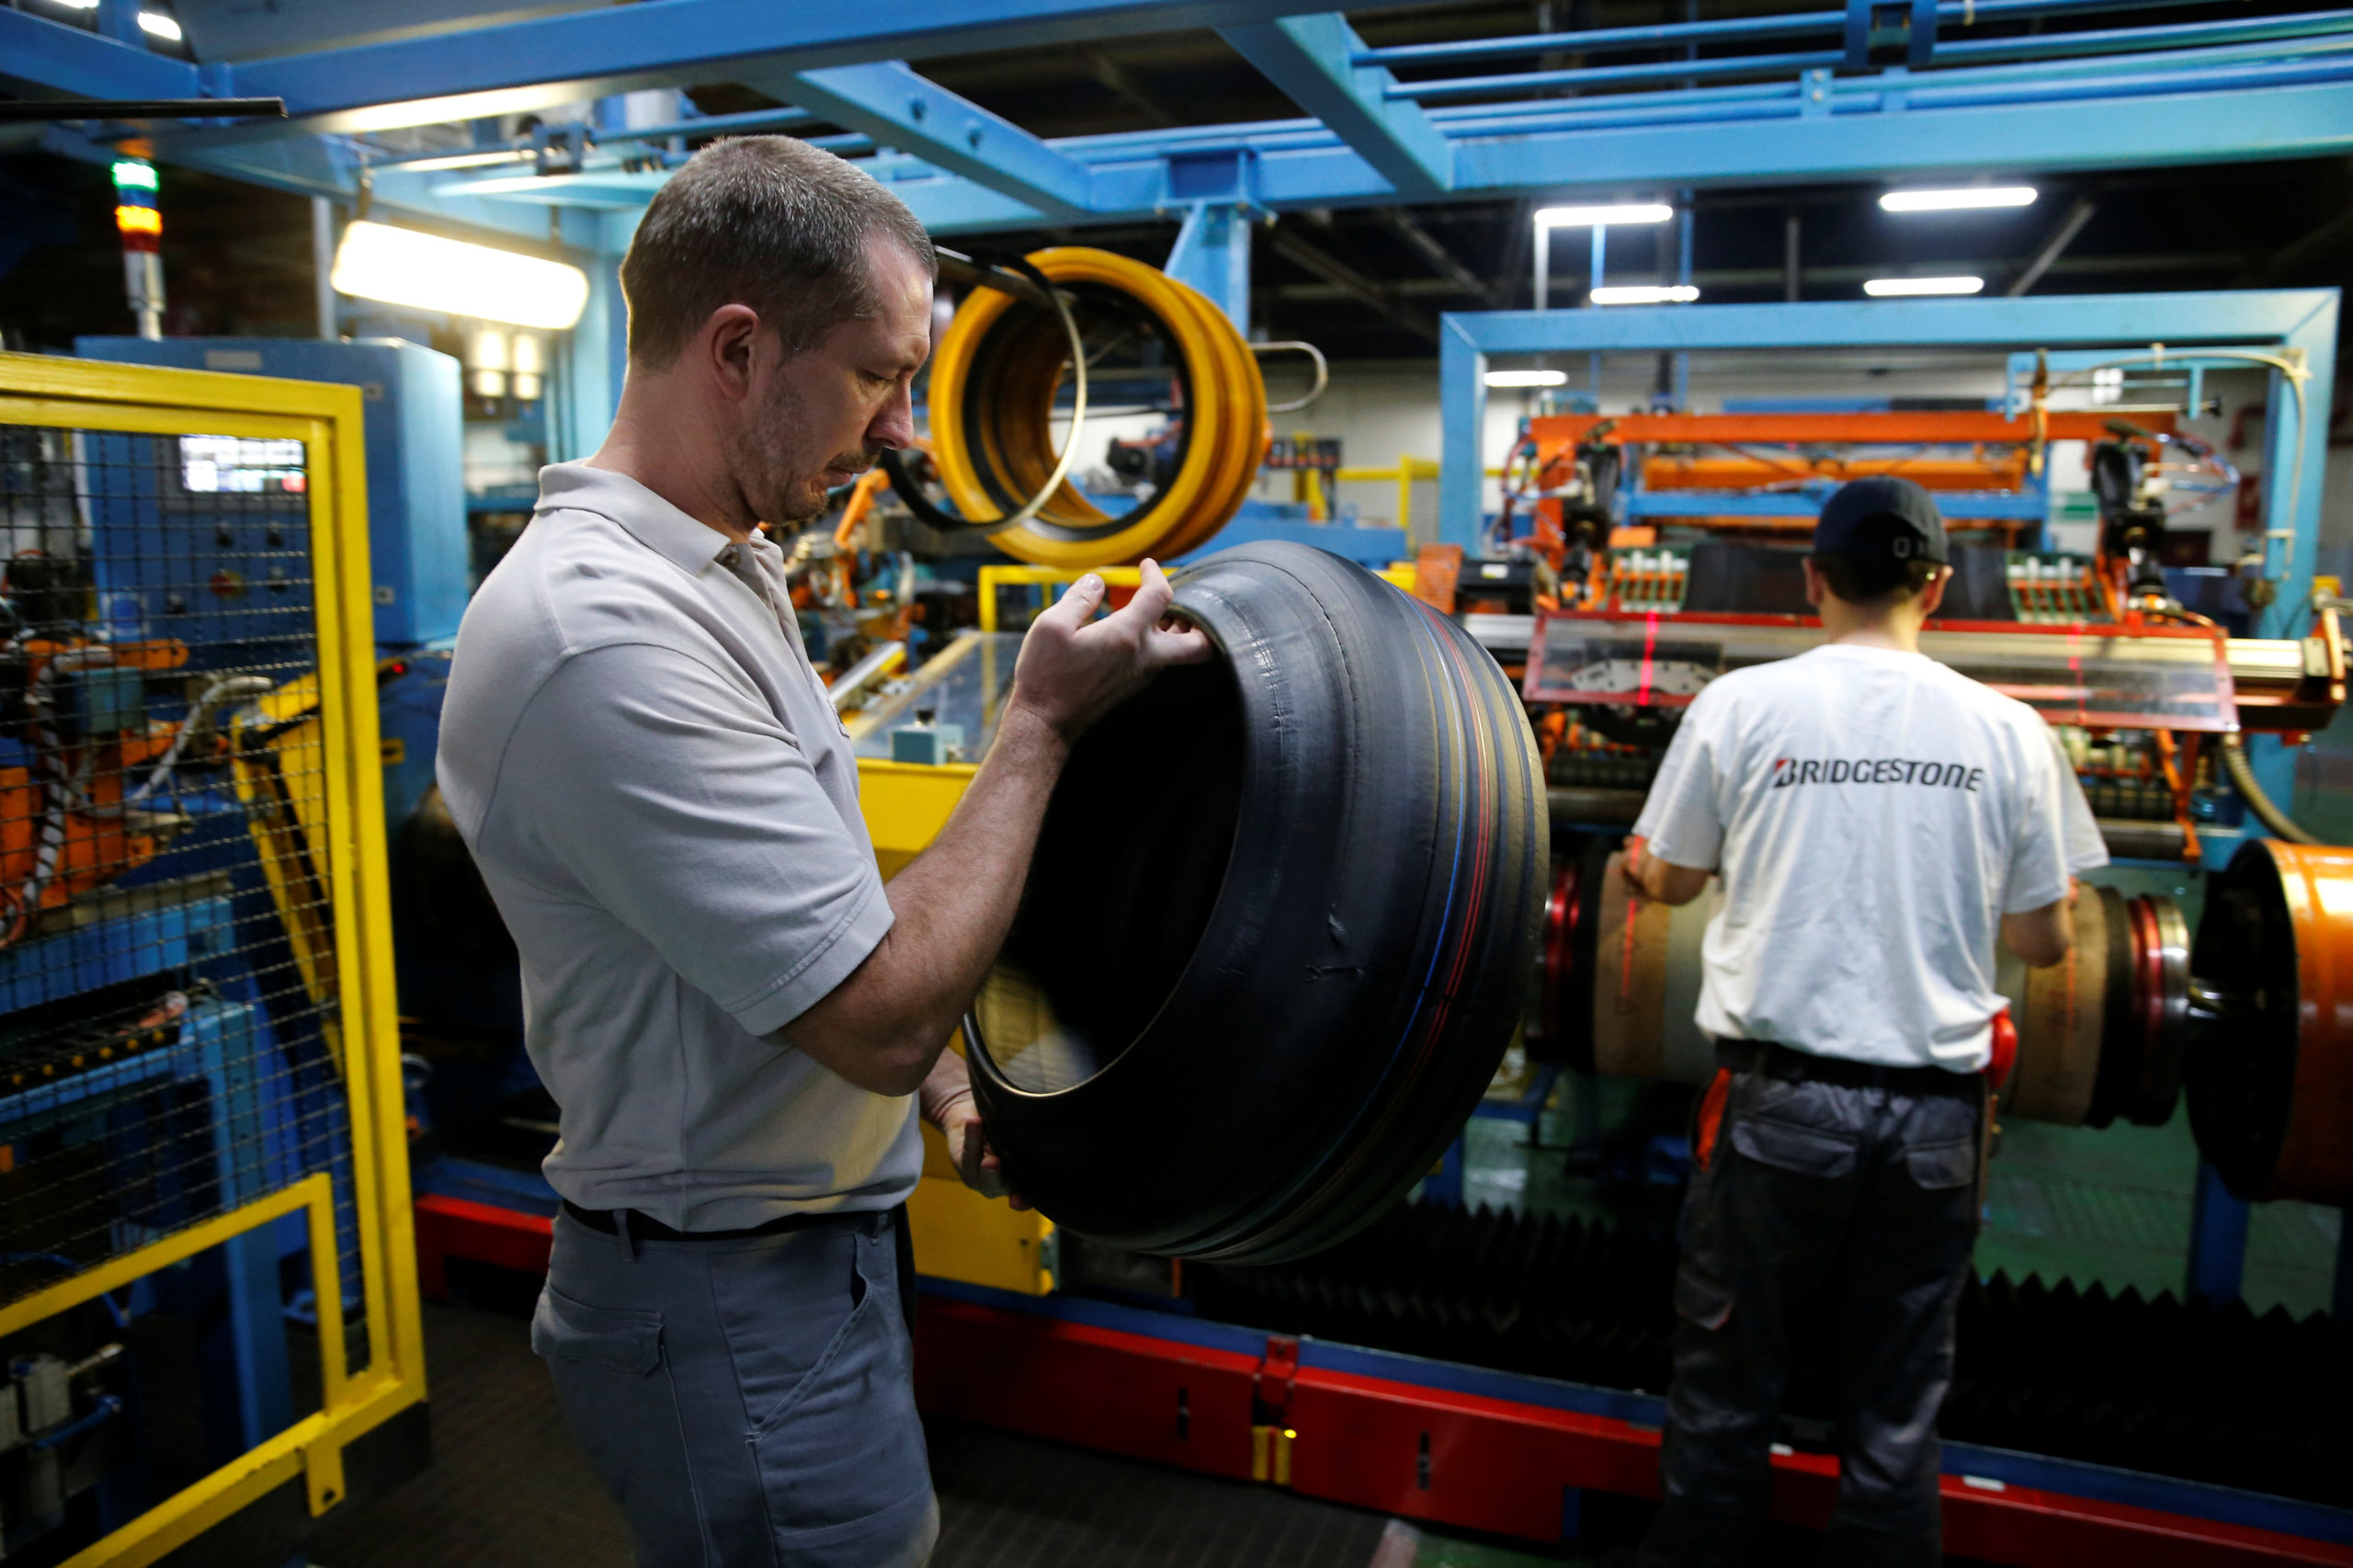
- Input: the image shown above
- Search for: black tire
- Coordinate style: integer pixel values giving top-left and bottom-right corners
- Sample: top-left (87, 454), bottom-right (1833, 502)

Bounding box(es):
top-left (971, 541), bottom-right (1549, 1264)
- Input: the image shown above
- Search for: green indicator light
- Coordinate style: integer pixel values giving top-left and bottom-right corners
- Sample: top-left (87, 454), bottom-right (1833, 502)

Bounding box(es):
top-left (110, 160), bottom-right (159, 191)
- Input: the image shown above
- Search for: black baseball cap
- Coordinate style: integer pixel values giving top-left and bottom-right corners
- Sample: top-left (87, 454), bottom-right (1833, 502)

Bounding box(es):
top-left (1813, 475), bottom-right (1949, 564)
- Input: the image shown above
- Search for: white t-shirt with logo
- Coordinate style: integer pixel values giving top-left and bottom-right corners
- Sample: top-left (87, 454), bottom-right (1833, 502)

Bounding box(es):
top-left (1631, 642), bottom-right (2108, 1072)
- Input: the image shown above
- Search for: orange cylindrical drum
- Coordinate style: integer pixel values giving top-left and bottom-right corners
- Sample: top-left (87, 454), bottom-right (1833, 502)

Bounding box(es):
top-left (2187, 839), bottom-right (2353, 1206)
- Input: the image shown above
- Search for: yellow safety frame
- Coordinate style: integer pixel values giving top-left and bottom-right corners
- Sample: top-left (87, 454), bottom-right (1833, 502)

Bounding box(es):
top-left (1331, 456), bottom-right (1443, 546)
top-left (0, 352), bottom-right (425, 1567)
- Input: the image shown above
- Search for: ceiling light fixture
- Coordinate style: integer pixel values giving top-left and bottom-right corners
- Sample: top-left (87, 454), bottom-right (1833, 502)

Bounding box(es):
top-left (1485, 369), bottom-right (1569, 388)
top-left (1863, 276), bottom-right (1986, 297)
top-left (40, 2), bottom-right (183, 40)
top-left (331, 221), bottom-right (590, 330)
top-left (1880, 187), bottom-right (2038, 212)
top-left (1534, 203), bottom-right (1674, 228)
top-left (392, 149), bottom-right (536, 174)
top-left (1590, 284), bottom-right (1700, 305)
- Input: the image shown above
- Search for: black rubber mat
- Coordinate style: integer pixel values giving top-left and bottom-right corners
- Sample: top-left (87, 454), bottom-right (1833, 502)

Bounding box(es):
top-left (305, 1300), bottom-right (1386, 1568)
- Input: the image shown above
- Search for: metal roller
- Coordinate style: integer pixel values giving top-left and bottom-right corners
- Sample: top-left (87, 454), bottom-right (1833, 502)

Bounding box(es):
top-left (910, 246), bottom-right (1268, 570)
top-left (2000, 885), bottom-right (2188, 1128)
top-left (1537, 847), bottom-right (2191, 1128)
top-left (2185, 839), bottom-right (2353, 1206)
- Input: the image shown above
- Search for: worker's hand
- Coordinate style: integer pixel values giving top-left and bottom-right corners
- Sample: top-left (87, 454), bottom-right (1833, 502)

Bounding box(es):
top-left (1005, 559), bottom-right (1211, 745)
top-left (937, 1096), bottom-right (1030, 1210)
top-left (1620, 835), bottom-right (1650, 901)
top-left (917, 1047), bottom-right (1029, 1209)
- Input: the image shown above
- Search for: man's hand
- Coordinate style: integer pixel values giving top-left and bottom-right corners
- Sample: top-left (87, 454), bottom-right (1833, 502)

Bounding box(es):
top-left (917, 1049), bottom-right (1029, 1210)
top-left (786, 563), bottom-right (1206, 1098)
top-left (1006, 559), bottom-right (1211, 744)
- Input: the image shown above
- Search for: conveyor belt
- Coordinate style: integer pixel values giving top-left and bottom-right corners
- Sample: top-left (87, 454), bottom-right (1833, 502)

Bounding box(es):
top-left (1187, 1200), bottom-right (2350, 1507)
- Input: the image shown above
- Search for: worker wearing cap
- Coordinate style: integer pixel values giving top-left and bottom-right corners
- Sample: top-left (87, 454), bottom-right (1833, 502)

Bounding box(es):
top-left (1625, 476), bottom-right (2106, 1567)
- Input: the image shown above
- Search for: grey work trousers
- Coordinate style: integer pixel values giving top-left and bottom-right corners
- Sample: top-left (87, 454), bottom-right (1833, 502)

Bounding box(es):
top-left (1642, 1056), bottom-right (1984, 1568)
top-left (532, 1207), bottom-right (938, 1568)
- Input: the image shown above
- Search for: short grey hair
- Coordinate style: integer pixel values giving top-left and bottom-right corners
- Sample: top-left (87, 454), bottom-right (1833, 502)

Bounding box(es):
top-left (620, 135), bottom-right (937, 369)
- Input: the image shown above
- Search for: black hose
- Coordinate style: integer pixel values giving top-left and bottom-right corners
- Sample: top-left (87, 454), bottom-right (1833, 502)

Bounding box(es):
top-left (2220, 732), bottom-right (2321, 845)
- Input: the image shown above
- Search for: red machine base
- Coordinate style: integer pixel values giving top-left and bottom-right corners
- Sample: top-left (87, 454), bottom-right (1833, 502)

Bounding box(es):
top-left (413, 1192), bottom-right (2352, 1567)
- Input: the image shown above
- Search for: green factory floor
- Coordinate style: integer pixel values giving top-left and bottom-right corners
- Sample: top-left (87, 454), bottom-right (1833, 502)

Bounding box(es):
top-left (1461, 1071), bottom-right (2344, 1321)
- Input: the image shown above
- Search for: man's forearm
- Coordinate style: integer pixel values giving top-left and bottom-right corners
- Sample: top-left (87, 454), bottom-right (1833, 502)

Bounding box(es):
top-left (788, 702), bottom-right (1069, 1093)
top-left (917, 1048), bottom-right (975, 1130)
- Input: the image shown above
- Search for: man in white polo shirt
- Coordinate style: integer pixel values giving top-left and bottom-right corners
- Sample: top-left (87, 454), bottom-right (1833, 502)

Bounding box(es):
top-left (1622, 477), bottom-right (2105, 1568)
top-left (437, 136), bottom-right (1207, 1567)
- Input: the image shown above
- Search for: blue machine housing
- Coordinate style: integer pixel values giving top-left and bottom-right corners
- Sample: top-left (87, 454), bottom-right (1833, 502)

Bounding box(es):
top-left (74, 337), bottom-right (469, 649)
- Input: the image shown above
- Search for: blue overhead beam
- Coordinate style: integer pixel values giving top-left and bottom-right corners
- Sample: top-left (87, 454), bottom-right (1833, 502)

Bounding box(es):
top-left (1217, 13), bottom-right (1453, 197)
top-left (142, 0), bottom-right (1432, 137)
top-left (404, 63), bottom-right (2353, 238)
top-left (0, 6), bottom-right (196, 101)
top-left (778, 62), bottom-right (1096, 222)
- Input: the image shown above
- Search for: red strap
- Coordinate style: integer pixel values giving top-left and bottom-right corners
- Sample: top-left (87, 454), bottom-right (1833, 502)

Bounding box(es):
top-left (1693, 1067), bottom-right (1733, 1170)
top-left (1987, 1007), bottom-right (2019, 1088)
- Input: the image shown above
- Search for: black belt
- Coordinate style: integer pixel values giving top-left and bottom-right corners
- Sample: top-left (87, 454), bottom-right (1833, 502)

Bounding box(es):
top-left (561, 1199), bottom-right (854, 1243)
top-left (1716, 1038), bottom-right (1981, 1096)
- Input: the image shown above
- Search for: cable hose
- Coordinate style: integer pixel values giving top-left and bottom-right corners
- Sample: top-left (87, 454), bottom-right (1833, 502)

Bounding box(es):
top-left (2220, 732), bottom-right (2320, 846)
top-left (904, 246), bottom-right (1268, 570)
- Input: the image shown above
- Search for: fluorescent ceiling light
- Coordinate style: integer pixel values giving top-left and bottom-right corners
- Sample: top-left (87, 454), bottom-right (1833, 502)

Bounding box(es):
top-left (1485, 369), bottom-right (1568, 388)
top-left (391, 149), bottom-right (534, 174)
top-left (1863, 276), bottom-right (1986, 297)
top-left (331, 220), bottom-right (589, 330)
top-left (1590, 284), bottom-right (1700, 305)
top-left (1535, 203), bottom-right (1674, 228)
top-left (1881, 186), bottom-right (2037, 212)
top-left (40, 1), bottom-right (181, 39)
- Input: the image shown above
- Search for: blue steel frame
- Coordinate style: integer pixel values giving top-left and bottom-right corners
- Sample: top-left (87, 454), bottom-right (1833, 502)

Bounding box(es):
top-left (6, 1), bottom-right (2352, 250)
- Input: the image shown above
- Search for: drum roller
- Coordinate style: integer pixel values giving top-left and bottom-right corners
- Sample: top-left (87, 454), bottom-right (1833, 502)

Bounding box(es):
top-left (901, 246), bottom-right (1269, 569)
top-left (2184, 839), bottom-right (2353, 1206)
top-left (1533, 847), bottom-right (2193, 1129)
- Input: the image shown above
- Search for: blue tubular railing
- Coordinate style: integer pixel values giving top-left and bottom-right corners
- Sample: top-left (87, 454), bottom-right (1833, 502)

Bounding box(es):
top-left (1381, 14), bottom-right (2353, 106)
top-left (1354, 0), bottom-right (2244, 68)
top-left (1024, 26), bottom-right (2353, 171)
top-left (1386, 50), bottom-right (1847, 101)
top-left (1402, 35), bottom-right (2353, 135)
top-left (1930, 7), bottom-right (2353, 62)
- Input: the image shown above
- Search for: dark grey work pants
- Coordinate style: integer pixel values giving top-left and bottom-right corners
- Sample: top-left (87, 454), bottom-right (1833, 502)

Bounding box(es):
top-left (532, 1207), bottom-right (938, 1568)
top-left (1642, 1052), bottom-right (1984, 1568)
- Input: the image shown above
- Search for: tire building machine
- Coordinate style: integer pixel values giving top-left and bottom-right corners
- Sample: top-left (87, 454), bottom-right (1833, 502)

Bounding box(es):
top-left (389, 266), bottom-right (2353, 1562)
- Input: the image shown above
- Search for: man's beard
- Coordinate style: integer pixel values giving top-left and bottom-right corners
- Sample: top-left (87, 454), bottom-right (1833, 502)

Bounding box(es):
top-left (731, 384), bottom-right (875, 528)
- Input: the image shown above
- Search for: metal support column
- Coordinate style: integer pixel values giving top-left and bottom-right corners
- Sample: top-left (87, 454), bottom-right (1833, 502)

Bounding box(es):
top-left (1163, 203), bottom-right (1252, 332)
top-left (311, 197), bottom-right (338, 340)
top-left (2187, 1158), bottom-right (2249, 1307)
top-left (553, 253), bottom-right (627, 463)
